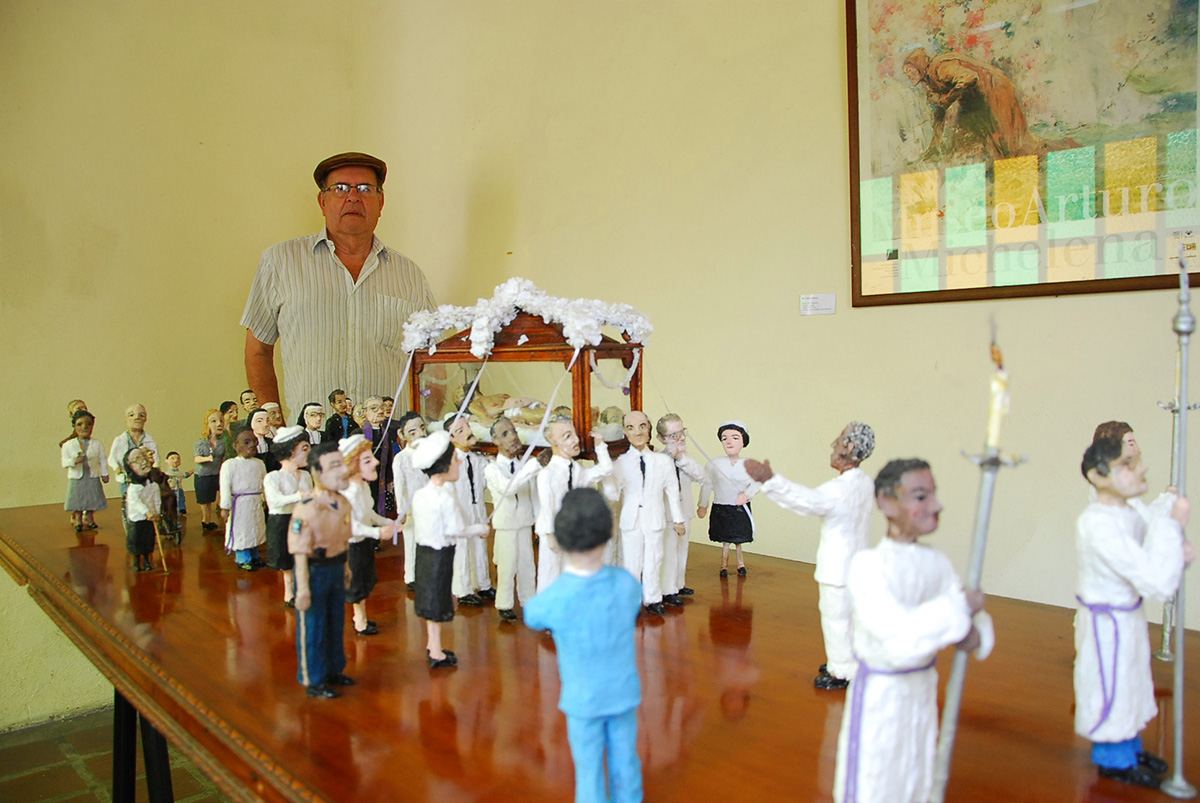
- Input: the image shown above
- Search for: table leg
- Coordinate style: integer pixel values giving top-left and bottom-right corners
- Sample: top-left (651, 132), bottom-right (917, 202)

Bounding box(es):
top-left (140, 713), bottom-right (175, 803)
top-left (112, 689), bottom-right (137, 803)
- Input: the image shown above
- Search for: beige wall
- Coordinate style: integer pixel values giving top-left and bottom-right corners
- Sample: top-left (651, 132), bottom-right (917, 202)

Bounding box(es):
top-left (1, 0), bottom-right (1195, 729)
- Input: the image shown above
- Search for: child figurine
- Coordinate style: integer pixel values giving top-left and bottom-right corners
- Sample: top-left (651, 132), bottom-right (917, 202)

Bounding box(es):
top-left (657, 413), bottom-right (701, 600)
top-left (603, 411), bottom-right (686, 616)
top-left (339, 434), bottom-right (396, 635)
top-left (289, 441), bottom-right (355, 699)
top-left (1075, 436), bottom-right (1192, 789)
top-left (745, 422), bottom-right (876, 691)
top-left (445, 414), bottom-right (494, 606)
top-left (62, 409), bottom-right (108, 532)
top-left (410, 431), bottom-right (490, 668)
top-left (123, 447), bottom-right (162, 571)
top-left (525, 488), bottom-right (644, 803)
top-left (162, 451), bottom-right (193, 517)
top-left (834, 458), bottom-right (984, 803)
top-left (59, 399), bottom-right (88, 447)
top-left (535, 416), bottom-right (613, 593)
top-left (264, 427), bottom-right (313, 608)
top-left (697, 421), bottom-right (760, 577)
top-left (484, 417), bottom-right (542, 622)
top-left (392, 411), bottom-right (430, 592)
top-left (194, 409), bottom-right (227, 532)
top-left (220, 429), bottom-right (268, 570)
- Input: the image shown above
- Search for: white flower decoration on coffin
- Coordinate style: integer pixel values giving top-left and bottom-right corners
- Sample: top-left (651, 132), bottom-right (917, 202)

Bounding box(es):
top-left (400, 277), bottom-right (653, 359)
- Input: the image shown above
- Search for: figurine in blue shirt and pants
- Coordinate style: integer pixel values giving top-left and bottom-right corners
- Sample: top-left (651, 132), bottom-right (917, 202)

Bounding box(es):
top-left (525, 487), bottom-right (644, 803)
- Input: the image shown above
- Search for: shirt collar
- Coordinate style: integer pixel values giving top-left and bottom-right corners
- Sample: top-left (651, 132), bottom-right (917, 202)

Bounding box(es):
top-left (313, 228), bottom-right (389, 261)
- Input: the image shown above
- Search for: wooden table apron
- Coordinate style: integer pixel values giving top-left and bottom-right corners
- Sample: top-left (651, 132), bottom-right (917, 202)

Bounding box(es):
top-left (0, 526), bottom-right (314, 803)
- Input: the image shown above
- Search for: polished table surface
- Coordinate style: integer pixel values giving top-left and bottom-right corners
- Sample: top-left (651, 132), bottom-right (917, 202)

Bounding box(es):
top-left (2, 499), bottom-right (1198, 802)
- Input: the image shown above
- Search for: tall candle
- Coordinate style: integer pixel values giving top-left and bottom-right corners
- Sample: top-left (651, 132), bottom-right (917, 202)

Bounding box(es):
top-left (986, 369), bottom-right (1009, 450)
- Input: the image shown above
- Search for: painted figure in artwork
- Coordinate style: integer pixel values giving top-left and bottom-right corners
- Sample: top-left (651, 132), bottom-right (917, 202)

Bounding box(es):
top-left (902, 47), bottom-right (1074, 166)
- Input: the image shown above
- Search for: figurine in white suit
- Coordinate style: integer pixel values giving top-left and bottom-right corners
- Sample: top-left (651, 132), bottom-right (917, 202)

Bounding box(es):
top-left (746, 422), bottom-right (876, 690)
top-left (484, 418), bottom-right (542, 622)
top-left (391, 411), bottom-right (430, 591)
top-left (535, 417), bottom-right (612, 593)
top-left (657, 413), bottom-right (701, 598)
top-left (1075, 435), bottom-right (1192, 789)
top-left (833, 458), bottom-right (983, 803)
top-left (446, 414), bottom-right (494, 605)
top-left (604, 411), bottom-right (686, 615)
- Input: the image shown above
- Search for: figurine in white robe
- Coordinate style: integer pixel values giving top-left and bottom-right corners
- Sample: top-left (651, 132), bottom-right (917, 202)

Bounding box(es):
top-left (834, 458), bottom-right (981, 803)
top-left (220, 430), bottom-right (268, 569)
top-left (746, 422), bottom-right (876, 690)
top-left (1075, 435), bottom-right (1191, 789)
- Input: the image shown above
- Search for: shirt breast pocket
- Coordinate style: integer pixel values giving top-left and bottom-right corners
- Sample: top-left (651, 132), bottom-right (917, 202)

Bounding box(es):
top-left (375, 295), bottom-right (415, 350)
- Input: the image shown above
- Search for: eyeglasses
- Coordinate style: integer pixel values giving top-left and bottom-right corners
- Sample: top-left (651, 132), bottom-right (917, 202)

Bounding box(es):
top-left (664, 429), bottom-right (688, 442)
top-left (322, 183), bottom-right (383, 198)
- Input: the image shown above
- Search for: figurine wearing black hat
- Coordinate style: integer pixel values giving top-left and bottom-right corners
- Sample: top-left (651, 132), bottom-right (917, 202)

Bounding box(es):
top-left (240, 151), bottom-right (436, 421)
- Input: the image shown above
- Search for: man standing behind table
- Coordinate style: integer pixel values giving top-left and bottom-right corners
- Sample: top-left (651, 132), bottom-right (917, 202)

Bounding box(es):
top-left (240, 152), bottom-right (436, 416)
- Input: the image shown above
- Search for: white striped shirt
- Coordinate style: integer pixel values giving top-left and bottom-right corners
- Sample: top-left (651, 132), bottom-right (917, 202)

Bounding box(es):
top-left (240, 229), bottom-right (435, 418)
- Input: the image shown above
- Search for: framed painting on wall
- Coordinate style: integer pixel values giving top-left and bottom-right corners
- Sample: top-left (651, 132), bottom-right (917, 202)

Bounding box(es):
top-left (847, 0), bottom-right (1200, 306)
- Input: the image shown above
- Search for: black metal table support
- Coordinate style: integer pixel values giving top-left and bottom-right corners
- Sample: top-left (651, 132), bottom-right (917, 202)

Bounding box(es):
top-left (112, 688), bottom-right (175, 803)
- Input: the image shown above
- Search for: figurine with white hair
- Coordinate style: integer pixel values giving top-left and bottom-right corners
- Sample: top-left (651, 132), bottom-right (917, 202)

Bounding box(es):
top-left (746, 422), bottom-right (876, 690)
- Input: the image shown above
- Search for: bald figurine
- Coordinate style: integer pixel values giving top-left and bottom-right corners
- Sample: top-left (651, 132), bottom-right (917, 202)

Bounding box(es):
top-left (604, 411), bottom-right (686, 615)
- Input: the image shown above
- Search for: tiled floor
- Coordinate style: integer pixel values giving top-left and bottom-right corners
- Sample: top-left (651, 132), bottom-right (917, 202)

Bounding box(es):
top-left (0, 708), bottom-right (231, 803)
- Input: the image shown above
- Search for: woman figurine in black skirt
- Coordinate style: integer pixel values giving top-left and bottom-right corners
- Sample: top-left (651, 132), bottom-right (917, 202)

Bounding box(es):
top-left (338, 434), bottom-right (396, 635)
top-left (698, 421), bottom-right (761, 577)
top-left (410, 431), bottom-right (490, 668)
top-left (264, 426), bottom-right (312, 607)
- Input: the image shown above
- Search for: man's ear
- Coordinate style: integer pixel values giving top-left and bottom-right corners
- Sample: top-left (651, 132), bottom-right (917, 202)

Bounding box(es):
top-left (876, 493), bottom-right (898, 519)
top-left (1085, 467), bottom-right (1107, 490)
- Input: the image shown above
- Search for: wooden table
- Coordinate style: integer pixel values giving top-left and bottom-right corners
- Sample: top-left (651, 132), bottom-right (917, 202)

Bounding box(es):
top-left (2, 499), bottom-right (1198, 802)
